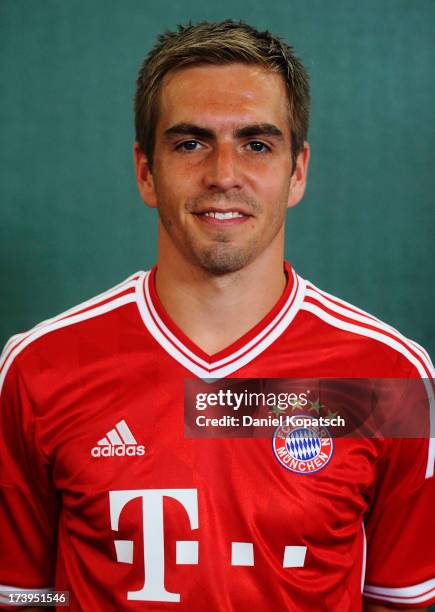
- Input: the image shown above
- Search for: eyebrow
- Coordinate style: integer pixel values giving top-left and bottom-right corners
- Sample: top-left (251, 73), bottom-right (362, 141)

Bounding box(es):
top-left (164, 122), bottom-right (284, 141)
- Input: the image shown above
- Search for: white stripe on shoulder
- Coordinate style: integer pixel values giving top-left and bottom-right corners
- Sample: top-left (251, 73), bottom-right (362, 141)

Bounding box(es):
top-left (307, 283), bottom-right (433, 369)
top-left (304, 285), bottom-right (434, 377)
top-left (307, 284), bottom-right (433, 364)
top-left (1, 272), bottom-right (144, 361)
top-left (0, 274), bottom-right (144, 394)
top-left (302, 301), bottom-right (433, 378)
top-left (302, 295), bottom-right (435, 478)
top-left (364, 577), bottom-right (435, 604)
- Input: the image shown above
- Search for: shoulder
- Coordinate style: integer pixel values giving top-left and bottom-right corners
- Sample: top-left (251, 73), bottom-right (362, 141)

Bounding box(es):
top-left (297, 274), bottom-right (434, 378)
top-left (0, 271), bottom-right (147, 389)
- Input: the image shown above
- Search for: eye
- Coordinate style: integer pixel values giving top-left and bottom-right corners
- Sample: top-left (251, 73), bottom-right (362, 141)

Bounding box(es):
top-left (246, 141), bottom-right (271, 153)
top-left (175, 140), bottom-right (203, 152)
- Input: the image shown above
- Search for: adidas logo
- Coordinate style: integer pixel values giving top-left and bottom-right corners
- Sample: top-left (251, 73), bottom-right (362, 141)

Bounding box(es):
top-left (91, 419), bottom-right (145, 458)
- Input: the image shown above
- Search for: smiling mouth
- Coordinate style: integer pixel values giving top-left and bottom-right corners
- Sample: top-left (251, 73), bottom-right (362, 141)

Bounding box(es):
top-left (203, 211), bottom-right (244, 219)
top-left (192, 209), bottom-right (251, 226)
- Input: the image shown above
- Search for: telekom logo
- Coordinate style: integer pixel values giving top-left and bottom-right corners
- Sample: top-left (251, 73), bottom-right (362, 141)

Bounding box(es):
top-left (109, 488), bottom-right (307, 603)
top-left (109, 489), bottom-right (198, 602)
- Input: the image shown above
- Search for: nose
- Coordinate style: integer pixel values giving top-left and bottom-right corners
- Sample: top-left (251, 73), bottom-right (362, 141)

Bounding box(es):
top-left (203, 143), bottom-right (242, 192)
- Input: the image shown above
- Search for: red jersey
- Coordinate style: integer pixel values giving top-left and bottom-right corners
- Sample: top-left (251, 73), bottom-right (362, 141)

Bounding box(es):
top-left (0, 263), bottom-right (434, 610)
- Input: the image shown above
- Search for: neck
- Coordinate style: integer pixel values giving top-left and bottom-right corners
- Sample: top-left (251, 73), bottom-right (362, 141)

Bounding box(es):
top-left (154, 232), bottom-right (287, 356)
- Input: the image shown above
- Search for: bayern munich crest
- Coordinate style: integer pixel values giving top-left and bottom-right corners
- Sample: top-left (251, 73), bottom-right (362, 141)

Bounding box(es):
top-left (272, 416), bottom-right (334, 474)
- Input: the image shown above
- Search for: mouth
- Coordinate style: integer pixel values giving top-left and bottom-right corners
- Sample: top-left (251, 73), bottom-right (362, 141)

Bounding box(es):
top-left (192, 207), bottom-right (252, 227)
top-left (203, 211), bottom-right (244, 220)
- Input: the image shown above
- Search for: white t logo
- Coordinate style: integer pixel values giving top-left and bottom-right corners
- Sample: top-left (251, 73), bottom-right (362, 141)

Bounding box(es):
top-left (109, 488), bottom-right (198, 602)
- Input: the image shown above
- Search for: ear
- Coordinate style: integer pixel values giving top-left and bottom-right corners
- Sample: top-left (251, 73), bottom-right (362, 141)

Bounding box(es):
top-left (133, 142), bottom-right (157, 208)
top-left (287, 142), bottom-right (310, 209)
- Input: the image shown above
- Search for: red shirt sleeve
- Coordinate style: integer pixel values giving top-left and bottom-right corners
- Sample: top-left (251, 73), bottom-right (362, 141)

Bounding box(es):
top-left (363, 434), bottom-right (435, 608)
top-left (0, 354), bottom-right (58, 601)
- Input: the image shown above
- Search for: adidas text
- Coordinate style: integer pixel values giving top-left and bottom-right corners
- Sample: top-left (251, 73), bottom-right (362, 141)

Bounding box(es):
top-left (91, 444), bottom-right (145, 458)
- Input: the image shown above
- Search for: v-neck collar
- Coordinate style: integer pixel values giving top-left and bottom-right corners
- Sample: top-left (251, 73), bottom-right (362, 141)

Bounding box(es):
top-left (136, 261), bottom-right (306, 378)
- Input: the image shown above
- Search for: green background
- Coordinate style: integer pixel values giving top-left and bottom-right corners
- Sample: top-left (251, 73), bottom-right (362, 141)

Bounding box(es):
top-left (1, 0), bottom-right (434, 365)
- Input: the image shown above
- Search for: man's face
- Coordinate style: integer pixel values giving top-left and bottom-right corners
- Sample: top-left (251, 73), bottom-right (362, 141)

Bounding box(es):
top-left (135, 63), bottom-right (309, 274)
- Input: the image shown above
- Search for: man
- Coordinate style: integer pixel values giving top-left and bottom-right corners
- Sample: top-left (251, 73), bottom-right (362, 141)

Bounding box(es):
top-left (0, 20), bottom-right (434, 611)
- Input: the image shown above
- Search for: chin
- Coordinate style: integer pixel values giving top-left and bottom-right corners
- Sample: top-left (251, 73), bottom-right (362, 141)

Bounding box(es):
top-left (194, 248), bottom-right (254, 275)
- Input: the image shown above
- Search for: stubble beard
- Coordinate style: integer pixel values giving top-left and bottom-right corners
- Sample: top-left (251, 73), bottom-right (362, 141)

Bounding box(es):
top-left (194, 233), bottom-right (261, 275)
top-left (158, 193), bottom-right (284, 276)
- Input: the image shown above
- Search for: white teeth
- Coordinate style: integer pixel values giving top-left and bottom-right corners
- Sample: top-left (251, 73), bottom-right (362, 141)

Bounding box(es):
top-left (204, 211), bottom-right (244, 219)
